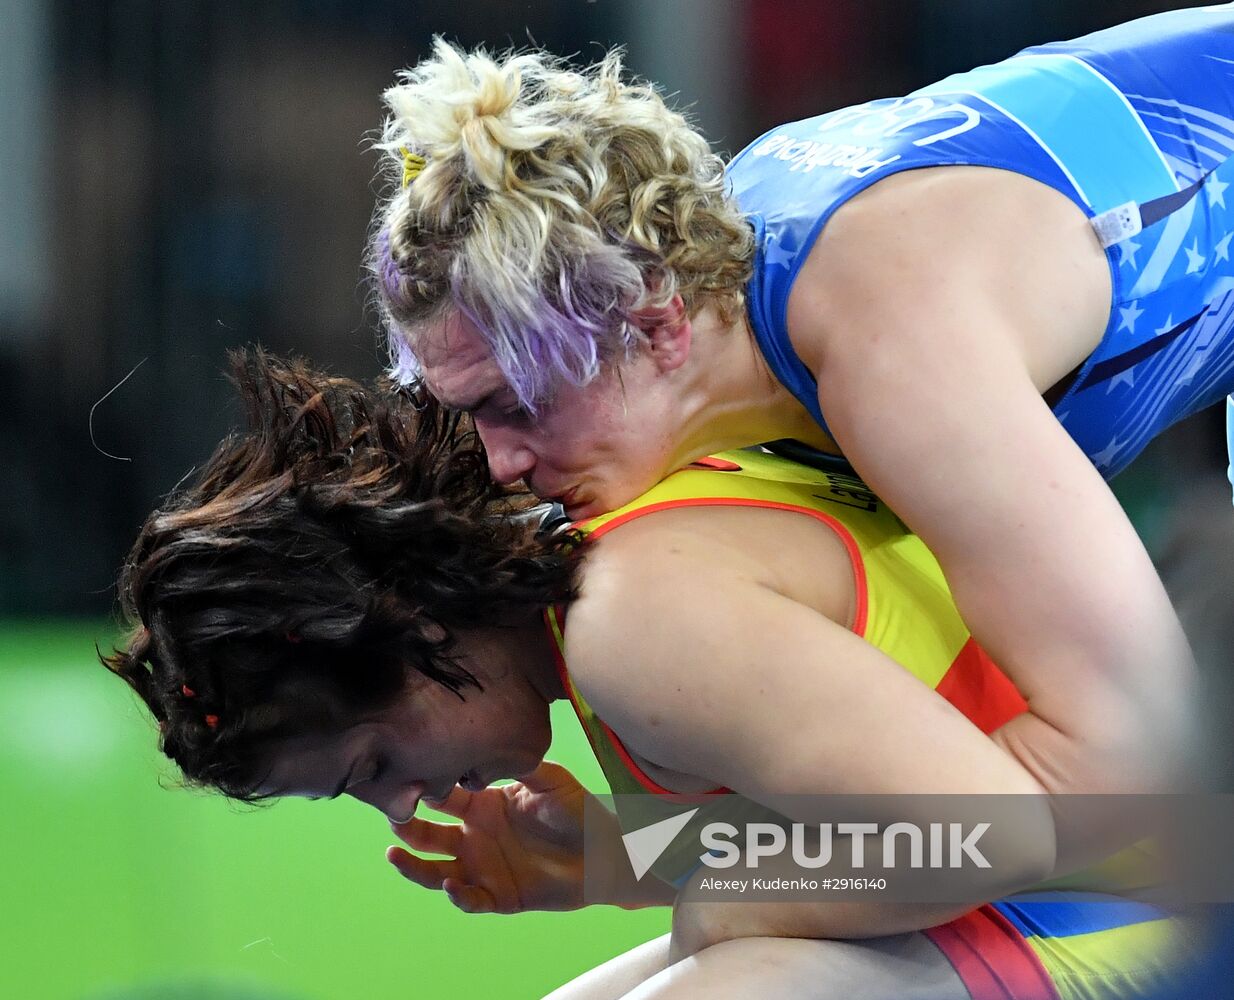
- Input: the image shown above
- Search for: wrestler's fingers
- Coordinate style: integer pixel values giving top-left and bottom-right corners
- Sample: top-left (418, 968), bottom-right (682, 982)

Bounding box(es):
top-left (442, 876), bottom-right (499, 914)
top-left (389, 816), bottom-right (463, 856)
top-left (385, 845), bottom-right (456, 890)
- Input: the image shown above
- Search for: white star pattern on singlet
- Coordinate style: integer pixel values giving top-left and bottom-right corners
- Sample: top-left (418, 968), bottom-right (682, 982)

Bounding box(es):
top-left (1179, 346), bottom-right (1211, 386)
top-left (1092, 437), bottom-right (1128, 471)
top-left (1207, 173), bottom-right (1229, 209)
top-left (1118, 301), bottom-right (1145, 333)
top-left (1186, 240), bottom-right (1207, 274)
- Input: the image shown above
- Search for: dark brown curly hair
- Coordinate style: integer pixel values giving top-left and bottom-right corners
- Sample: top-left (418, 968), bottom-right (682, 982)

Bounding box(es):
top-left (102, 349), bottom-right (577, 801)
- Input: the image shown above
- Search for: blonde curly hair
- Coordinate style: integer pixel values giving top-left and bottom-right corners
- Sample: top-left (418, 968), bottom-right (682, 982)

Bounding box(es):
top-left (369, 39), bottom-right (754, 412)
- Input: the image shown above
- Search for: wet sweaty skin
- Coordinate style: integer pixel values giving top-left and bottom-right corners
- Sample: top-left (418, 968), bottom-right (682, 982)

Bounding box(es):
top-left (416, 311), bottom-right (685, 518)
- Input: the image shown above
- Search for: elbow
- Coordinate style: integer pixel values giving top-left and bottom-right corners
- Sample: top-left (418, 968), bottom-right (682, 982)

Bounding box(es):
top-left (1085, 634), bottom-right (1198, 783)
top-left (1008, 673), bottom-right (1196, 796)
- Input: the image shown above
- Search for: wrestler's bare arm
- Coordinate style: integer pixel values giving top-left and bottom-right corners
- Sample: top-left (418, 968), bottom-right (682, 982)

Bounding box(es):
top-left (563, 506), bottom-right (1056, 942)
top-left (788, 167), bottom-right (1196, 822)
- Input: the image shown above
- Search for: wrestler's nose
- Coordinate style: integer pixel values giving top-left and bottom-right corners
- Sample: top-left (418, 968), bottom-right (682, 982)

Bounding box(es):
top-left (479, 425), bottom-right (536, 486)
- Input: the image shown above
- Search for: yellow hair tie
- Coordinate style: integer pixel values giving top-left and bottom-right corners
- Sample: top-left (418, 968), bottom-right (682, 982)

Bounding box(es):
top-left (400, 148), bottom-right (426, 188)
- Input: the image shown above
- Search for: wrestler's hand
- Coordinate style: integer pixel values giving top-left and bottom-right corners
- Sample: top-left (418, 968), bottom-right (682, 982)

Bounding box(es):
top-left (386, 760), bottom-right (589, 913)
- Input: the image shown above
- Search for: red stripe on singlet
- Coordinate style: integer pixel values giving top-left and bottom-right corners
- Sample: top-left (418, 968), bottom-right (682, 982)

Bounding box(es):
top-left (547, 606), bottom-right (728, 797)
top-left (935, 637), bottom-right (1029, 735)
top-left (925, 906), bottom-right (1060, 1000)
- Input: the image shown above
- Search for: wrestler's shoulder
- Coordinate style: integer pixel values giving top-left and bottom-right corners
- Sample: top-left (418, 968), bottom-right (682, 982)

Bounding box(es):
top-left (583, 500), bottom-right (849, 586)
top-left (809, 165), bottom-right (1090, 282)
top-left (565, 502), bottom-right (855, 670)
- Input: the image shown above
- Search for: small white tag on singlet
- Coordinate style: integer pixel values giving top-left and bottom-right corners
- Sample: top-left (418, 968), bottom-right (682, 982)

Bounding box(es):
top-left (1090, 201), bottom-right (1142, 248)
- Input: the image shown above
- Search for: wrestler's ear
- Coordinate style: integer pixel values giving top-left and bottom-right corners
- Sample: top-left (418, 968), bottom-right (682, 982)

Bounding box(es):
top-left (631, 294), bottom-right (691, 374)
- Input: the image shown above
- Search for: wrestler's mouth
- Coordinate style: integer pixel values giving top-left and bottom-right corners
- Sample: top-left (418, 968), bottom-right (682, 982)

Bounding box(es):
top-left (544, 485), bottom-right (580, 510)
top-left (555, 488), bottom-right (600, 519)
top-left (458, 766), bottom-right (531, 792)
top-left (420, 783), bottom-right (456, 807)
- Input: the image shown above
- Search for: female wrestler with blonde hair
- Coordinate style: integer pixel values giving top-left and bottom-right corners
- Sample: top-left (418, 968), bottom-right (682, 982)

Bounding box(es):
top-left (368, 10), bottom-right (1234, 826)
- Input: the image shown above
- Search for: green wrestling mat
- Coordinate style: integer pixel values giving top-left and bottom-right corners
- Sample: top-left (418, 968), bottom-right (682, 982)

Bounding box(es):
top-left (0, 622), bottom-right (667, 999)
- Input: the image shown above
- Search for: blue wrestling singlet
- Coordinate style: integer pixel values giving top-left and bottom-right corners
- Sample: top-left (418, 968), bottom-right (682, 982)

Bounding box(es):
top-left (727, 4), bottom-right (1234, 479)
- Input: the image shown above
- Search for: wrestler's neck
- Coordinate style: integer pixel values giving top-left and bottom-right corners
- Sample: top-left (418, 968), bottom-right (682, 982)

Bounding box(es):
top-left (666, 302), bottom-right (835, 464)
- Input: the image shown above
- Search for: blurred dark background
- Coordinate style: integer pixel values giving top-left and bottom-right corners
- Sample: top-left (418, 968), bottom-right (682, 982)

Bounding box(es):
top-left (0, 0), bottom-right (1215, 616)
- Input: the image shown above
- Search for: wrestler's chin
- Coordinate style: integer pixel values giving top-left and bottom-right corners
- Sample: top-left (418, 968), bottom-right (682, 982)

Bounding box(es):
top-left (511, 767), bottom-right (539, 784)
top-left (503, 734), bottom-right (551, 785)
